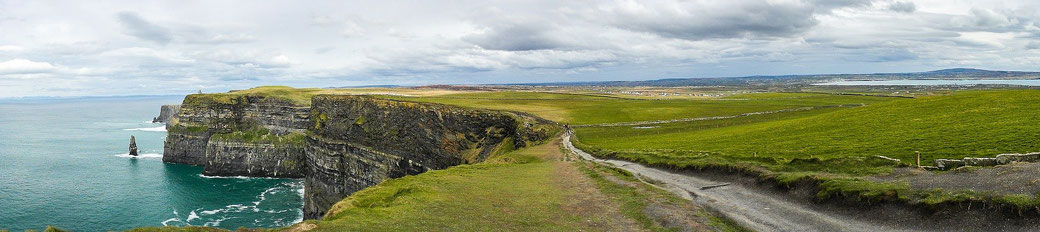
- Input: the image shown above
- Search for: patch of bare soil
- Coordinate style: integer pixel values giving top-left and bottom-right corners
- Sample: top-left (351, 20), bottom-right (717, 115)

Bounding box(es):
top-left (552, 139), bottom-right (716, 232)
top-left (875, 162), bottom-right (1040, 194)
top-left (546, 140), bottom-right (644, 231)
top-left (282, 222), bottom-right (317, 232)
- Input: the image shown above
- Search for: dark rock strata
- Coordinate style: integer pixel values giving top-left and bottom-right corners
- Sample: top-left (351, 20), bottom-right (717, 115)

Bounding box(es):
top-left (163, 93), bottom-right (555, 220)
top-left (203, 140), bottom-right (305, 178)
top-left (303, 95), bottom-right (550, 219)
top-left (163, 94), bottom-right (310, 175)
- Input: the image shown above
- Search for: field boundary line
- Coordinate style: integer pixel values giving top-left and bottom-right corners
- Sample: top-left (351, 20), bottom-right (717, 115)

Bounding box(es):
top-left (574, 103), bottom-right (865, 128)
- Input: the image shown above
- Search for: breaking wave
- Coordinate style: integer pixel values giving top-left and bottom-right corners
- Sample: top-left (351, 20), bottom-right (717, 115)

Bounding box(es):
top-left (124, 126), bottom-right (166, 132)
top-left (114, 153), bottom-right (162, 159)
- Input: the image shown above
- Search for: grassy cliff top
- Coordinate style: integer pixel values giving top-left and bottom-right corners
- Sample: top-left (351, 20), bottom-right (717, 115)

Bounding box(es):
top-left (184, 86), bottom-right (476, 106)
top-left (384, 91), bottom-right (896, 125)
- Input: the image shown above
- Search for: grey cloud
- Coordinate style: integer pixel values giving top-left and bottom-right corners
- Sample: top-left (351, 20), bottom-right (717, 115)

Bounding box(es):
top-left (463, 22), bottom-right (565, 51)
top-left (116, 11), bottom-right (172, 44)
top-left (843, 48), bottom-right (918, 62)
top-left (1026, 41), bottom-right (1040, 49)
top-left (181, 27), bottom-right (257, 44)
top-left (603, 1), bottom-right (818, 40)
top-left (889, 1), bottom-right (916, 13)
top-left (971, 8), bottom-right (1015, 28)
top-left (8, 0), bottom-right (1040, 98)
top-left (314, 46), bottom-right (336, 54)
top-left (810, 0), bottom-right (876, 11)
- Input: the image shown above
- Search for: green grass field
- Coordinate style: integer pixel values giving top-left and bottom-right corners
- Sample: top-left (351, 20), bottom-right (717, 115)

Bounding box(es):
top-left (273, 137), bottom-right (736, 231)
top-left (390, 89), bottom-right (1040, 207)
top-left (385, 91), bottom-right (894, 125)
top-left (574, 90), bottom-right (1040, 176)
top-left (300, 141), bottom-right (595, 231)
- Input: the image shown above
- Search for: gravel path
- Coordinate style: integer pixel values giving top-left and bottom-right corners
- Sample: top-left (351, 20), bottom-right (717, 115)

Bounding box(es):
top-left (561, 132), bottom-right (912, 232)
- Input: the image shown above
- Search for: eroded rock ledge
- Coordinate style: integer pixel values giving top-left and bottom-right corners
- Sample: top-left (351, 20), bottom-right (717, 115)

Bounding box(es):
top-left (162, 93), bottom-right (554, 219)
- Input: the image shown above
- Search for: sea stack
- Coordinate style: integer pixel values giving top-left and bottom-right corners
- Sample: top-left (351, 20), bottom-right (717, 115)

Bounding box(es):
top-left (129, 135), bottom-right (138, 156)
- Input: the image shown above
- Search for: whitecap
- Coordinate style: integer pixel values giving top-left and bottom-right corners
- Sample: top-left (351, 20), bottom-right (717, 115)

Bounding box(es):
top-left (186, 209), bottom-right (200, 222)
top-left (161, 218), bottom-right (181, 226)
top-left (201, 209), bottom-right (221, 215)
top-left (198, 174), bottom-right (285, 179)
top-left (204, 216), bottom-right (231, 227)
top-left (632, 126), bottom-right (658, 129)
top-left (114, 153), bottom-right (163, 159)
top-left (124, 126), bottom-right (166, 132)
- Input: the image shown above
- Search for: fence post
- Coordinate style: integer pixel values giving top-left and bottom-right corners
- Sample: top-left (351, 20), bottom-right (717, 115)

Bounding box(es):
top-left (915, 151), bottom-right (921, 168)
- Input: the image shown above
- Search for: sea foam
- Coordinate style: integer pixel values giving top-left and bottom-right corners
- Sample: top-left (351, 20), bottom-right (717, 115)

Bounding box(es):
top-left (114, 153), bottom-right (163, 159)
top-left (123, 126), bottom-right (166, 132)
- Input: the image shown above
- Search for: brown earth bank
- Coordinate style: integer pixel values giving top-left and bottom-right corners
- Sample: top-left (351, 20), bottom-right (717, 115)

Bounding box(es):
top-left (876, 162), bottom-right (1040, 195)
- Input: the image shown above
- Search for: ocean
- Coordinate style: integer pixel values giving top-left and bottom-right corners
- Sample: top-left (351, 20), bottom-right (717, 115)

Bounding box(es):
top-left (0, 96), bottom-right (304, 231)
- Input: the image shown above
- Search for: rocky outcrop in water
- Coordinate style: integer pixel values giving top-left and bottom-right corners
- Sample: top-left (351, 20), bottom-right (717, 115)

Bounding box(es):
top-left (152, 105), bottom-right (181, 123)
top-left (162, 92), bottom-right (555, 219)
top-left (129, 135), bottom-right (138, 156)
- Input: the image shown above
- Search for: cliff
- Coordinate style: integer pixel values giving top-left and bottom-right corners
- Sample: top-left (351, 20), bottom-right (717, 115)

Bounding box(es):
top-left (152, 104), bottom-right (181, 123)
top-left (161, 87), bottom-right (556, 219)
top-left (303, 95), bottom-right (553, 218)
top-left (163, 93), bottom-right (310, 177)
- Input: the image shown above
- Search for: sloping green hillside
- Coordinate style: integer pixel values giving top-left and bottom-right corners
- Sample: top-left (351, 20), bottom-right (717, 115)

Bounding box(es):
top-left (277, 138), bottom-right (740, 232)
top-left (575, 90), bottom-right (1040, 175)
top-left (386, 91), bottom-right (894, 125)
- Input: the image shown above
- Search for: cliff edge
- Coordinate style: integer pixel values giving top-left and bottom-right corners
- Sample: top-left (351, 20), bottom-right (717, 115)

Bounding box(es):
top-left (161, 87), bottom-right (556, 219)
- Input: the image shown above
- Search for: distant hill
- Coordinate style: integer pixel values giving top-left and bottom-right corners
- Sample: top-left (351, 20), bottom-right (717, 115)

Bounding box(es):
top-left (517, 68), bottom-right (1040, 87)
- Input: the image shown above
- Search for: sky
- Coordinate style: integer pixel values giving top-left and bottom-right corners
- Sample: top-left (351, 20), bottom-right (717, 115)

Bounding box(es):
top-left (2, 0), bottom-right (1040, 97)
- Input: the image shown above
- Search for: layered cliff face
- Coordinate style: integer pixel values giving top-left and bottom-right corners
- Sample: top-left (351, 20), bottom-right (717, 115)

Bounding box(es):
top-left (162, 89), bottom-right (556, 219)
top-left (303, 95), bottom-right (554, 219)
top-left (152, 104), bottom-right (181, 123)
top-left (203, 137), bottom-right (306, 178)
top-left (163, 94), bottom-right (310, 177)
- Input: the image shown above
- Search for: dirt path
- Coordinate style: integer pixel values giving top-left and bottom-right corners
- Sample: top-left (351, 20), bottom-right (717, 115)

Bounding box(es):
top-left (561, 132), bottom-right (912, 232)
top-left (546, 139), bottom-right (645, 231)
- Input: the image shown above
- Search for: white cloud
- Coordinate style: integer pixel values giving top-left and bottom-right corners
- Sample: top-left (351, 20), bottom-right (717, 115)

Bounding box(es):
top-left (0, 45), bottom-right (24, 52)
top-left (0, 59), bottom-right (56, 75)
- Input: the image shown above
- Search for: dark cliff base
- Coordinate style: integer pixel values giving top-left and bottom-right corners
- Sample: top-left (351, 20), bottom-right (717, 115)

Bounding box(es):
top-left (161, 90), bottom-right (555, 219)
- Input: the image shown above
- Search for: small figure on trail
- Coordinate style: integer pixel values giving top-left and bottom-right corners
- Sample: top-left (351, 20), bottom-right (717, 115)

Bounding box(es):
top-left (564, 123), bottom-right (569, 130)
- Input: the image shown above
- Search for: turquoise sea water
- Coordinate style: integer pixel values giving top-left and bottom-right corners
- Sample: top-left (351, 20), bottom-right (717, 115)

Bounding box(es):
top-left (0, 96), bottom-right (304, 231)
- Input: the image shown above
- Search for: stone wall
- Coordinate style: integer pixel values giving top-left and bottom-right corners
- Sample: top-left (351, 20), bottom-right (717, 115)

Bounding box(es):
top-left (930, 152), bottom-right (1040, 170)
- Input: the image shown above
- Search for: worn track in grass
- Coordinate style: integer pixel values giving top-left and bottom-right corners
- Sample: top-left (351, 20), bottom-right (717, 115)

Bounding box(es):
top-left (562, 132), bottom-right (915, 232)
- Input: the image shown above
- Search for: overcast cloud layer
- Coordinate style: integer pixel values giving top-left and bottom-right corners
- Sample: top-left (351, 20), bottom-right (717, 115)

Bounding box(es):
top-left (2, 0), bottom-right (1040, 97)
